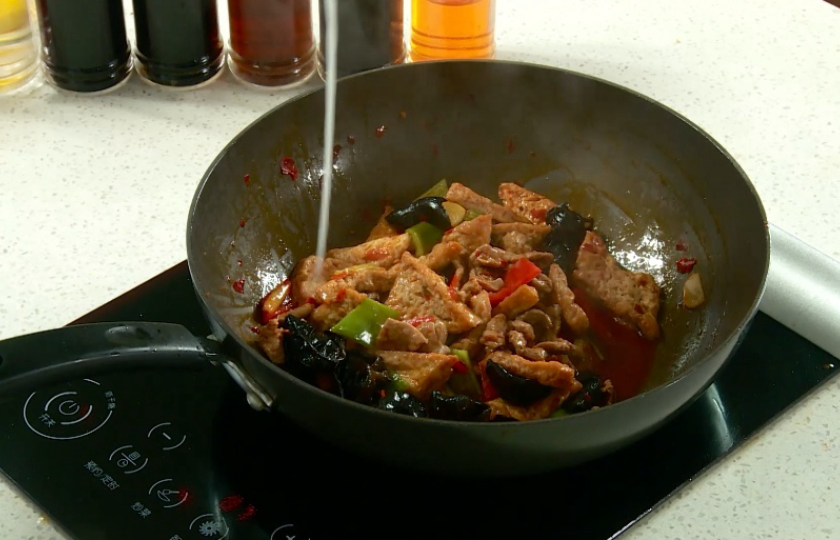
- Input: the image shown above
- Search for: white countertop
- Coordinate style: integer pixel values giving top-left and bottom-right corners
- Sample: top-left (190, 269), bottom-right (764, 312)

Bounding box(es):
top-left (2, 0), bottom-right (840, 538)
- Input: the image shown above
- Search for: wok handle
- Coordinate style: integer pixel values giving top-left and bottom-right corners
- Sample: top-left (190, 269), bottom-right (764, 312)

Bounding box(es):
top-left (0, 322), bottom-right (211, 395)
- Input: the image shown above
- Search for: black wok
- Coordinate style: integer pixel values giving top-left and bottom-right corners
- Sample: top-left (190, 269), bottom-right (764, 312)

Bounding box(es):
top-left (0, 60), bottom-right (769, 476)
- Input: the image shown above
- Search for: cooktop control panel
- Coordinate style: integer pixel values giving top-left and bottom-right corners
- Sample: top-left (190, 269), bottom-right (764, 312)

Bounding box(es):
top-left (3, 366), bottom-right (309, 540)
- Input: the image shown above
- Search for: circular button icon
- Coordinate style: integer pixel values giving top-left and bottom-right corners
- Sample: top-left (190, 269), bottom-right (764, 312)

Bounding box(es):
top-left (23, 379), bottom-right (116, 440)
top-left (189, 514), bottom-right (228, 539)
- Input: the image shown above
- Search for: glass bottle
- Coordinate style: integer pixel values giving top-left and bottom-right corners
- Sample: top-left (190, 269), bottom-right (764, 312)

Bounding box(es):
top-left (227, 0), bottom-right (315, 88)
top-left (34, 0), bottom-right (132, 93)
top-left (132, 0), bottom-right (224, 88)
top-left (410, 0), bottom-right (495, 61)
top-left (317, 0), bottom-right (405, 79)
top-left (0, 0), bottom-right (37, 93)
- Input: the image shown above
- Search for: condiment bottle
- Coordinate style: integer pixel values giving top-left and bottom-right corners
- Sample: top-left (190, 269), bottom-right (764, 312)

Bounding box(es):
top-left (227, 0), bottom-right (315, 88)
top-left (317, 0), bottom-right (405, 79)
top-left (0, 0), bottom-right (37, 93)
top-left (410, 0), bottom-right (495, 61)
top-left (132, 0), bottom-right (224, 88)
top-left (33, 0), bottom-right (132, 93)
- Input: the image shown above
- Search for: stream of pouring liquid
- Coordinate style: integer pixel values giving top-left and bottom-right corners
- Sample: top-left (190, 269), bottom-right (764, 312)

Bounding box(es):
top-left (314, 0), bottom-right (338, 278)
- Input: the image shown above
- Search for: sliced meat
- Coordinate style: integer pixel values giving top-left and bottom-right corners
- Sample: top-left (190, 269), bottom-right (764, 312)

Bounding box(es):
top-left (253, 303), bottom-right (316, 364)
top-left (549, 263), bottom-right (589, 335)
top-left (493, 285), bottom-right (540, 319)
top-left (326, 233), bottom-right (411, 268)
top-left (515, 309), bottom-right (555, 342)
top-left (386, 252), bottom-right (482, 334)
top-left (491, 223), bottom-right (550, 254)
top-left (470, 244), bottom-right (553, 272)
top-left (415, 320), bottom-right (450, 354)
top-left (290, 255), bottom-right (346, 304)
top-left (367, 204), bottom-right (399, 241)
top-left (507, 330), bottom-right (547, 361)
top-left (331, 264), bottom-right (395, 293)
top-left (498, 182), bottom-right (557, 224)
top-left (309, 289), bottom-right (366, 332)
top-left (486, 351), bottom-right (580, 393)
top-left (446, 182), bottom-right (528, 223)
top-left (468, 290), bottom-right (492, 323)
top-left (444, 214), bottom-right (493, 253)
top-left (377, 351), bottom-right (458, 400)
top-left (480, 314), bottom-right (507, 351)
top-left (376, 318), bottom-right (428, 352)
top-left (572, 231), bottom-right (661, 340)
top-left (508, 319), bottom-right (535, 342)
top-left (487, 389), bottom-right (567, 421)
top-left (420, 241), bottom-right (464, 272)
top-left (535, 339), bottom-right (575, 359)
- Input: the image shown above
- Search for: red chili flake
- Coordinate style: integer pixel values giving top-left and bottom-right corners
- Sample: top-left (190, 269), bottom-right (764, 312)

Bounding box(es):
top-left (431, 143), bottom-right (438, 156)
top-left (239, 218), bottom-right (246, 228)
top-left (249, 326), bottom-right (260, 334)
top-left (380, 389), bottom-right (386, 398)
top-left (333, 144), bottom-right (342, 161)
top-left (347, 135), bottom-right (356, 145)
top-left (219, 494), bottom-right (244, 512)
top-left (529, 207), bottom-right (547, 222)
top-left (363, 247), bottom-right (389, 261)
top-left (280, 157), bottom-right (298, 180)
top-left (237, 259), bottom-right (243, 266)
top-left (331, 271), bottom-right (348, 281)
top-left (452, 361), bottom-right (468, 374)
top-left (243, 174), bottom-right (251, 186)
top-left (676, 257), bottom-right (698, 273)
top-left (676, 239), bottom-right (688, 251)
top-left (375, 125), bottom-right (386, 138)
top-left (232, 279), bottom-right (245, 293)
top-left (335, 289), bottom-right (347, 302)
top-left (406, 316), bottom-right (435, 327)
top-left (399, 110), bottom-right (407, 119)
top-left (506, 139), bottom-right (515, 153)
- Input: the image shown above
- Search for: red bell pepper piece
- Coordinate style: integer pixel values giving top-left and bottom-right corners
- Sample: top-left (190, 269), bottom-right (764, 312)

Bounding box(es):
top-left (488, 258), bottom-right (542, 306)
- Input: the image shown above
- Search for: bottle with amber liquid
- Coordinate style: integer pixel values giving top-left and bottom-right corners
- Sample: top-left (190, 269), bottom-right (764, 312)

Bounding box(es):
top-left (410, 0), bottom-right (495, 61)
top-left (227, 0), bottom-right (315, 88)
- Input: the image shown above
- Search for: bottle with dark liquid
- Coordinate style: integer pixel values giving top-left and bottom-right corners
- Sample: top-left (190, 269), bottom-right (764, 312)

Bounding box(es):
top-left (410, 0), bottom-right (495, 61)
top-left (317, 0), bottom-right (405, 79)
top-left (34, 0), bottom-right (132, 93)
top-left (227, 0), bottom-right (315, 88)
top-left (132, 0), bottom-right (224, 88)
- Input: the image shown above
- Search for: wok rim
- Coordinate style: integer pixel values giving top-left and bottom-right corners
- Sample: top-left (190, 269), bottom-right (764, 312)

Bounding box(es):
top-left (186, 58), bottom-right (771, 428)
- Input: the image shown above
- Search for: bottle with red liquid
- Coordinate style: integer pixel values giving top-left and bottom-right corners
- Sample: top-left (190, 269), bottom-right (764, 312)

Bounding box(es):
top-left (227, 0), bottom-right (316, 88)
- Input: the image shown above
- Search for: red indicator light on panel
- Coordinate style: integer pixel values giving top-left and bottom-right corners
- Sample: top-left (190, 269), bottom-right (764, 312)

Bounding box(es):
top-left (236, 504), bottom-right (257, 522)
top-left (218, 494), bottom-right (244, 512)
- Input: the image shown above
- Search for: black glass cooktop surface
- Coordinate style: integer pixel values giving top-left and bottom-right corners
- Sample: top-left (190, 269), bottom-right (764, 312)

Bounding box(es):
top-left (0, 262), bottom-right (837, 540)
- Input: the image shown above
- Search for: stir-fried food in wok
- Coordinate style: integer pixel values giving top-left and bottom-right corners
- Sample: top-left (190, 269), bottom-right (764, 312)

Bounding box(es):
top-left (253, 180), bottom-right (695, 422)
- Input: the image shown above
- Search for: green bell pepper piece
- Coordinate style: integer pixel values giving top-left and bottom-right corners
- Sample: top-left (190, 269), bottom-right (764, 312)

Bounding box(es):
top-left (406, 221), bottom-right (444, 256)
top-left (549, 408), bottom-right (569, 418)
top-left (463, 208), bottom-right (484, 221)
top-left (330, 298), bottom-right (400, 347)
top-left (447, 349), bottom-right (482, 400)
top-left (416, 178), bottom-right (448, 200)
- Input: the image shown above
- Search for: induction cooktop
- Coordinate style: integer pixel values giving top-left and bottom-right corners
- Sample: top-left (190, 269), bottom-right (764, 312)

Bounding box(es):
top-left (0, 255), bottom-right (837, 540)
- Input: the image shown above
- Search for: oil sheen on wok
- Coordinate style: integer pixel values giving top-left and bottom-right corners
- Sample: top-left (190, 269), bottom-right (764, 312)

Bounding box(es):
top-left (250, 179), bottom-right (706, 422)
